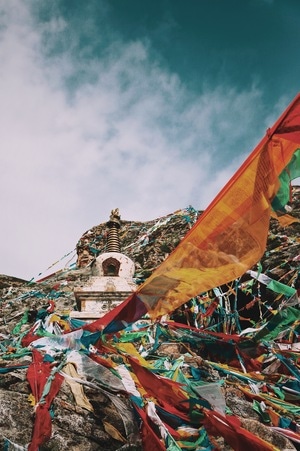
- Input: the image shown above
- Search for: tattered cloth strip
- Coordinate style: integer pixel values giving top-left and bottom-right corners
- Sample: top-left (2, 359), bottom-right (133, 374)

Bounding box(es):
top-left (0, 364), bottom-right (29, 373)
top-left (62, 362), bottom-right (94, 412)
top-left (84, 93), bottom-right (300, 334)
top-left (247, 270), bottom-right (297, 297)
top-left (133, 402), bottom-right (166, 451)
top-left (26, 349), bottom-right (64, 451)
top-left (252, 306), bottom-right (300, 342)
top-left (127, 355), bottom-right (190, 417)
top-left (203, 409), bottom-right (280, 451)
top-left (3, 437), bottom-right (28, 450)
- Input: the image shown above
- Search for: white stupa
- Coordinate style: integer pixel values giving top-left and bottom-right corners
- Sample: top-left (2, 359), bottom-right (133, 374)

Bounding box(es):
top-left (71, 209), bottom-right (137, 320)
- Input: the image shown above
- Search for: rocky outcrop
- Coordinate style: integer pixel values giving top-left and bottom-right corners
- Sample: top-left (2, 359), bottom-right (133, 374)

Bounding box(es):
top-left (0, 189), bottom-right (300, 450)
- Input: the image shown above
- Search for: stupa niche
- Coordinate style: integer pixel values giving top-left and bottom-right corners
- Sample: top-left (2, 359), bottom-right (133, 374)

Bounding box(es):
top-left (71, 209), bottom-right (137, 320)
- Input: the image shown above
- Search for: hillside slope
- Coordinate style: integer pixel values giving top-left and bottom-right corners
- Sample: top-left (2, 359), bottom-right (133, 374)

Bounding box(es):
top-left (0, 187), bottom-right (299, 450)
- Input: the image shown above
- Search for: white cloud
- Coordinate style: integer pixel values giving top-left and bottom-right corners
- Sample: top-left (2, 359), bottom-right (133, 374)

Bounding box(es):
top-left (0, 1), bottom-right (266, 280)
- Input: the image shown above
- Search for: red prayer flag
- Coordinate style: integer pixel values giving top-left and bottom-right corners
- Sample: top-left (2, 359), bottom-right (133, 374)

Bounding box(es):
top-left (133, 404), bottom-right (166, 451)
top-left (27, 349), bottom-right (64, 451)
top-left (203, 409), bottom-right (280, 451)
top-left (127, 356), bottom-right (190, 418)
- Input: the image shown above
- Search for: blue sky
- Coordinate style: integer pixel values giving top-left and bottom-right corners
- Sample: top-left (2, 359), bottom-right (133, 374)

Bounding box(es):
top-left (1, 0), bottom-right (300, 280)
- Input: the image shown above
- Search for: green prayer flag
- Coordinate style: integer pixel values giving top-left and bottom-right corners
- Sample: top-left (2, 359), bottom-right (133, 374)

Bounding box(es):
top-left (254, 306), bottom-right (300, 342)
top-left (267, 279), bottom-right (296, 297)
top-left (272, 148), bottom-right (300, 211)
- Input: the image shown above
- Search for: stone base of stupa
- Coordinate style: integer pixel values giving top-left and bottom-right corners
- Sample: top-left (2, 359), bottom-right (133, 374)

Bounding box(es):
top-left (70, 289), bottom-right (132, 320)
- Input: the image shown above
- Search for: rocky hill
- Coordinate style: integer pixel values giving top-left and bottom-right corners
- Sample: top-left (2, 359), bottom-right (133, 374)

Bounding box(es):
top-left (0, 187), bottom-right (299, 451)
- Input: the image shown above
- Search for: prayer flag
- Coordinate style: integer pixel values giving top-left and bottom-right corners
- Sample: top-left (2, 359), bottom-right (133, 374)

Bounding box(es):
top-left (86, 93), bottom-right (300, 333)
top-left (27, 350), bottom-right (64, 451)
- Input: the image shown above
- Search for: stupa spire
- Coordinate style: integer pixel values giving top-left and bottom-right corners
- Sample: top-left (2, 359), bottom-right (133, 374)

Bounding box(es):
top-left (106, 208), bottom-right (121, 252)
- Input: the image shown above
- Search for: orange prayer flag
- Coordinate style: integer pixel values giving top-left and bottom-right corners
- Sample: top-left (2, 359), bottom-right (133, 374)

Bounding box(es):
top-left (134, 93), bottom-right (300, 318)
top-left (87, 94), bottom-right (300, 334)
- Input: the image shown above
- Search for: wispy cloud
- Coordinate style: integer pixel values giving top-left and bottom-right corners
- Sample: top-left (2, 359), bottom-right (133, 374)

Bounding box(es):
top-left (0, 1), bottom-right (269, 279)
